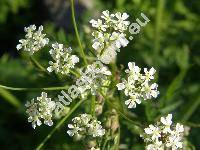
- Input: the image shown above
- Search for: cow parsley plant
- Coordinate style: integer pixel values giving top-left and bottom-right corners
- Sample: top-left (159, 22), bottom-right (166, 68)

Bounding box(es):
top-left (0, 2), bottom-right (193, 149)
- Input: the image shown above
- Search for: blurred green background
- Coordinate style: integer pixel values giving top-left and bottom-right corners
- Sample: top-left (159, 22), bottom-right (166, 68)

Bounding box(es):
top-left (0, 0), bottom-right (199, 149)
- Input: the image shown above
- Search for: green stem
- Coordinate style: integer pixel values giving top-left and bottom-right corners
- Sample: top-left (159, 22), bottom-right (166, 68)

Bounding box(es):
top-left (99, 91), bottom-right (142, 127)
top-left (69, 69), bottom-right (80, 77)
top-left (0, 88), bottom-right (21, 108)
top-left (36, 99), bottom-right (85, 150)
top-left (91, 95), bottom-right (95, 116)
top-left (154, 0), bottom-right (165, 55)
top-left (0, 85), bottom-right (68, 91)
top-left (70, 0), bottom-right (87, 65)
top-left (30, 56), bottom-right (46, 72)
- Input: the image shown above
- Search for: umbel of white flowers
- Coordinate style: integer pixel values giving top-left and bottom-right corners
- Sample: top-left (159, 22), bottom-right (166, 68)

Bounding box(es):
top-left (140, 114), bottom-right (185, 150)
top-left (90, 10), bottom-right (130, 64)
top-left (16, 25), bottom-right (49, 55)
top-left (47, 43), bottom-right (79, 75)
top-left (67, 114), bottom-right (105, 140)
top-left (25, 92), bottom-right (55, 129)
top-left (77, 62), bottom-right (111, 96)
top-left (116, 62), bottom-right (159, 108)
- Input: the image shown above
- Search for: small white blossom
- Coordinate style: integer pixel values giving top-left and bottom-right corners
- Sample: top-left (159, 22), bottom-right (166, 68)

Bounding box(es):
top-left (117, 62), bottom-right (159, 108)
top-left (25, 92), bottom-right (55, 129)
top-left (144, 125), bottom-right (161, 141)
top-left (67, 114), bottom-right (105, 140)
top-left (16, 25), bottom-right (49, 55)
top-left (114, 12), bottom-right (130, 31)
top-left (160, 114), bottom-right (173, 133)
top-left (125, 94), bottom-right (141, 108)
top-left (142, 67), bottom-right (156, 81)
top-left (47, 43), bottom-right (79, 75)
top-left (141, 114), bottom-right (185, 150)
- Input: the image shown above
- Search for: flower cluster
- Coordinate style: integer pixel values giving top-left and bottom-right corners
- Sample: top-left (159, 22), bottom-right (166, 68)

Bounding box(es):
top-left (16, 25), bottom-right (49, 55)
top-left (47, 43), bottom-right (79, 75)
top-left (67, 114), bottom-right (105, 140)
top-left (90, 10), bottom-right (130, 64)
top-left (141, 114), bottom-right (185, 150)
top-left (116, 62), bottom-right (159, 108)
top-left (25, 92), bottom-right (55, 129)
top-left (78, 61), bottom-right (111, 96)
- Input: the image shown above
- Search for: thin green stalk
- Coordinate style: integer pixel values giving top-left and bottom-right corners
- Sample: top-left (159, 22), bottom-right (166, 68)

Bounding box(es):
top-left (30, 56), bottom-right (46, 72)
top-left (154, 0), bottom-right (165, 55)
top-left (69, 69), bottom-right (80, 77)
top-left (116, 125), bottom-right (120, 150)
top-left (0, 88), bottom-right (21, 108)
top-left (36, 99), bottom-right (85, 150)
top-left (70, 0), bottom-right (87, 65)
top-left (0, 85), bottom-right (68, 91)
top-left (91, 95), bottom-right (95, 116)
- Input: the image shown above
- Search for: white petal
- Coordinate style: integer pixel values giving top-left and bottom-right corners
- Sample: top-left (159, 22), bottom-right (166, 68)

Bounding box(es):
top-left (116, 83), bottom-right (125, 90)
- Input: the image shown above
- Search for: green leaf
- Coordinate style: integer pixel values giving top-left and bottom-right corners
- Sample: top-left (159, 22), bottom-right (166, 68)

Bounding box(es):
top-left (160, 100), bottom-right (182, 114)
top-left (165, 68), bottom-right (188, 103)
top-left (0, 88), bottom-right (21, 108)
top-left (181, 95), bottom-right (200, 122)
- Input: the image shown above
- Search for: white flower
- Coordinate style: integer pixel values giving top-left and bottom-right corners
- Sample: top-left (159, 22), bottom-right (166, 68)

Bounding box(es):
top-left (144, 125), bottom-right (161, 141)
top-left (89, 19), bottom-right (107, 31)
top-left (47, 43), bottom-right (79, 75)
top-left (67, 114), bottom-right (105, 139)
top-left (141, 83), bottom-right (159, 100)
top-left (25, 92), bottom-right (55, 129)
top-left (125, 94), bottom-right (141, 108)
top-left (87, 120), bottom-right (105, 137)
top-left (115, 12), bottom-right (130, 31)
top-left (142, 67), bottom-right (156, 81)
top-left (116, 83), bottom-right (125, 90)
top-left (175, 123), bottom-right (184, 133)
top-left (117, 62), bottom-right (159, 108)
top-left (67, 124), bottom-right (83, 137)
top-left (125, 62), bottom-right (141, 80)
top-left (160, 114), bottom-right (172, 133)
top-left (101, 10), bottom-right (115, 24)
top-left (16, 25), bottom-right (49, 55)
top-left (110, 32), bottom-right (129, 48)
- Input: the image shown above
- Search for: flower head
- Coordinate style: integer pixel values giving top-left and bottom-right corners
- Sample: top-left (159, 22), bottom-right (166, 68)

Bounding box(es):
top-left (141, 114), bottom-right (185, 150)
top-left (47, 43), bottom-right (79, 75)
top-left (25, 92), bottom-right (55, 129)
top-left (90, 10), bottom-right (130, 64)
top-left (117, 62), bottom-right (159, 108)
top-left (16, 25), bottom-right (49, 55)
top-left (67, 114), bottom-right (105, 140)
top-left (78, 61), bottom-right (111, 96)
